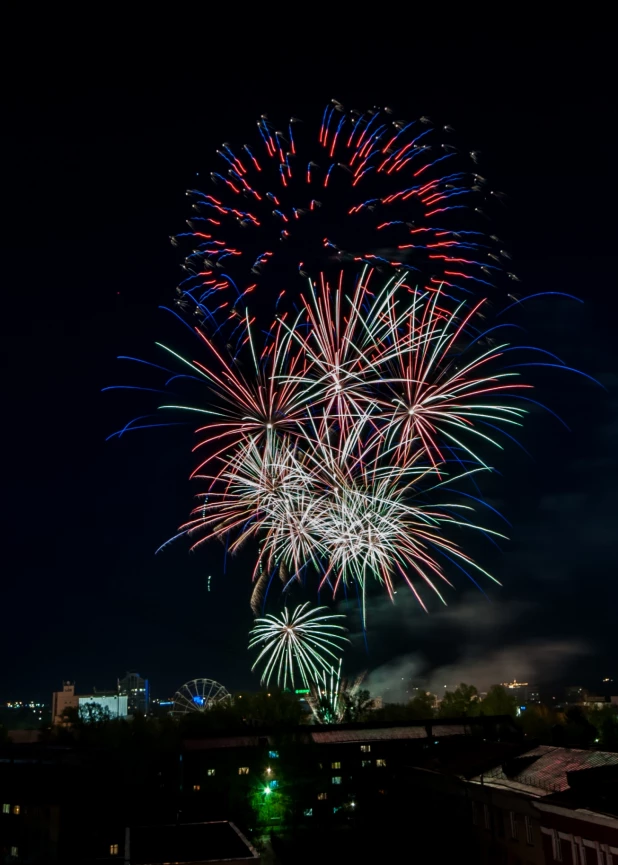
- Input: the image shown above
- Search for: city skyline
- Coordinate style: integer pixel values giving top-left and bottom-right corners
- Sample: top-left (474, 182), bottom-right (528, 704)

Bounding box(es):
top-left (2, 669), bottom-right (616, 707)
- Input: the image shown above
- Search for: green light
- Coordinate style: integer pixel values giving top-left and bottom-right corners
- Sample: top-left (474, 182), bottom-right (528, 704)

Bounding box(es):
top-left (295, 689), bottom-right (310, 694)
top-left (264, 786), bottom-right (272, 795)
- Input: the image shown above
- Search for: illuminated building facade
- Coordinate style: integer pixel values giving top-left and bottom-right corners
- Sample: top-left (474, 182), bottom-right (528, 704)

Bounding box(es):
top-left (52, 682), bottom-right (129, 723)
top-left (501, 679), bottom-right (540, 704)
top-left (118, 671), bottom-right (149, 716)
top-left (51, 682), bottom-right (78, 726)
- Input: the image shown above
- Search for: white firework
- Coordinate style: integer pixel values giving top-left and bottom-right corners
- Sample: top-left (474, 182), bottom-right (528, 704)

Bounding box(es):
top-left (248, 602), bottom-right (349, 690)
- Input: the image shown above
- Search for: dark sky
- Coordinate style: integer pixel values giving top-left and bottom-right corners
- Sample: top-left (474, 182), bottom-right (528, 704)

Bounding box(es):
top-left (2, 35), bottom-right (616, 701)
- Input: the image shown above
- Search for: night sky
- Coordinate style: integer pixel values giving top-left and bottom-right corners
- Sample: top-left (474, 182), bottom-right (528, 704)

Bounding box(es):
top-left (2, 36), bottom-right (616, 702)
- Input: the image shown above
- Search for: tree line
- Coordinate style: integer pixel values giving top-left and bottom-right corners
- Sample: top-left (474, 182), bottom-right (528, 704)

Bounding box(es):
top-left (1, 683), bottom-right (616, 751)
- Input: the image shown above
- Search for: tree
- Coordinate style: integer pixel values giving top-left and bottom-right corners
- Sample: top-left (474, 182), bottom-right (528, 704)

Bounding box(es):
top-left (586, 706), bottom-right (618, 750)
top-left (598, 714), bottom-right (618, 751)
top-left (407, 691), bottom-right (435, 719)
top-left (438, 683), bottom-right (480, 717)
top-left (238, 690), bottom-right (304, 727)
top-left (563, 706), bottom-right (597, 748)
top-left (370, 703), bottom-right (411, 723)
top-left (340, 689), bottom-right (374, 722)
top-left (480, 685), bottom-right (518, 717)
top-left (174, 689), bottom-right (304, 735)
top-left (78, 702), bottom-right (113, 725)
top-left (249, 762), bottom-right (293, 830)
top-left (519, 704), bottom-right (559, 743)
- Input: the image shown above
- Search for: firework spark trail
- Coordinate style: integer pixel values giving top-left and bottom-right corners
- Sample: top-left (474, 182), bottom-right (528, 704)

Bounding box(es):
top-left (248, 602), bottom-right (349, 690)
top-left (172, 101), bottom-right (513, 337)
top-left (266, 437), bottom-right (505, 624)
top-left (137, 264), bottom-right (577, 620)
top-left (308, 661), bottom-right (368, 724)
top-left (109, 259), bottom-right (588, 624)
top-left (153, 314), bottom-right (311, 487)
top-left (278, 266), bottom-right (532, 472)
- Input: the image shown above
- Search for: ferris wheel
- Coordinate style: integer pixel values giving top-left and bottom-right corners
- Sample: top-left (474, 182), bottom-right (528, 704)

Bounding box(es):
top-left (172, 678), bottom-right (231, 715)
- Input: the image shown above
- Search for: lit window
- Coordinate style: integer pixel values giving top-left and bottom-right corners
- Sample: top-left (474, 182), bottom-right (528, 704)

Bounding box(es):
top-left (2, 804), bottom-right (9, 814)
top-left (378, 788), bottom-right (386, 795)
top-left (110, 843), bottom-right (119, 856)
top-left (362, 759), bottom-right (371, 768)
top-left (303, 807), bottom-right (313, 817)
top-left (376, 759), bottom-right (386, 767)
top-left (331, 761), bottom-right (341, 769)
top-left (509, 811), bottom-right (517, 839)
top-left (12, 805), bottom-right (20, 815)
top-left (207, 768), bottom-right (215, 776)
top-left (360, 744), bottom-right (371, 753)
top-left (317, 792), bottom-right (328, 800)
top-left (193, 784), bottom-right (200, 792)
top-left (525, 815), bottom-right (533, 845)
top-left (332, 776), bottom-right (342, 785)
top-left (10, 849), bottom-right (18, 858)
top-left (238, 767), bottom-right (250, 775)
top-left (268, 750), bottom-right (279, 759)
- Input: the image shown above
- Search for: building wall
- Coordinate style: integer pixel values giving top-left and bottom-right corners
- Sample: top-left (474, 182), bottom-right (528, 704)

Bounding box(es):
top-left (539, 808), bottom-right (618, 865)
top-left (0, 801), bottom-right (62, 864)
top-left (181, 733), bottom-right (465, 829)
top-left (52, 684), bottom-right (129, 724)
top-left (118, 671), bottom-right (149, 716)
top-left (51, 683), bottom-right (78, 726)
top-left (468, 786), bottom-right (545, 865)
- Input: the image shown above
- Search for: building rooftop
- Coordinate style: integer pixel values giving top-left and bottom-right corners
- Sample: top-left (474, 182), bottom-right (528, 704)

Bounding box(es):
top-left (473, 745), bottom-right (618, 795)
top-left (405, 740), bottom-right (525, 780)
top-left (310, 724), bottom-right (468, 744)
top-left (184, 735), bottom-right (263, 750)
top-left (183, 716), bottom-right (514, 751)
top-left (129, 821), bottom-right (258, 864)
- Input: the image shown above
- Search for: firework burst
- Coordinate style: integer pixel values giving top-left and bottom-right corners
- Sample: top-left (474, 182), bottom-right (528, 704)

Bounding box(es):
top-left (171, 101), bottom-right (513, 339)
top-left (249, 602), bottom-right (349, 690)
top-left (139, 266), bottom-right (552, 620)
